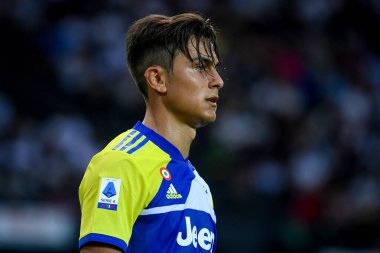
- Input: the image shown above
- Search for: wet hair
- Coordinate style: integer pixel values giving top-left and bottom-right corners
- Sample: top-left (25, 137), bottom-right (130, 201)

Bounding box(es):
top-left (126, 13), bottom-right (220, 99)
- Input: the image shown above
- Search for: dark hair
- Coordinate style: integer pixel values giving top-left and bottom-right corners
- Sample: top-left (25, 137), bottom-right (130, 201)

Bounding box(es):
top-left (126, 13), bottom-right (220, 99)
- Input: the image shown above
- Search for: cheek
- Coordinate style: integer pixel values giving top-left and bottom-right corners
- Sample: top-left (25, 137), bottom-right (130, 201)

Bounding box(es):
top-left (168, 66), bottom-right (209, 106)
top-left (166, 84), bottom-right (203, 113)
top-left (171, 73), bottom-right (203, 97)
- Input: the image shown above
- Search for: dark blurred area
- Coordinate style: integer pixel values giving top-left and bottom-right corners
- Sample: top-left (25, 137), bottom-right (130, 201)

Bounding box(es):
top-left (1, 0), bottom-right (380, 252)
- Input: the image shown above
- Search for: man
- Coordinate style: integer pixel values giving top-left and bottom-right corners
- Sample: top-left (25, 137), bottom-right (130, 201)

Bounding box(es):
top-left (78, 12), bottom-right (224, 253)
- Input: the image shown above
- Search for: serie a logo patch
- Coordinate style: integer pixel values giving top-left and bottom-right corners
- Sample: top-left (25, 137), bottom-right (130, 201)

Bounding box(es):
top-left (98, 178), bottom-right (121, 211)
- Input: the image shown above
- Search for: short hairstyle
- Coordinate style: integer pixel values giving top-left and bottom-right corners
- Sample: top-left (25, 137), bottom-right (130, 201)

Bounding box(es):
top-left (126, 13), bottom-right (220, 99)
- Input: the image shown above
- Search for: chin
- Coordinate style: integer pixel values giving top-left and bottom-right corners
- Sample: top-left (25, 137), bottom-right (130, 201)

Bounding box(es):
top-left (194, 115), bottom-right (216, 129)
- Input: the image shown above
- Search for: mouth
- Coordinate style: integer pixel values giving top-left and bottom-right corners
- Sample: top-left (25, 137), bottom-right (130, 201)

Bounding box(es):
top-left (206, 96), bottom-right (218, 107)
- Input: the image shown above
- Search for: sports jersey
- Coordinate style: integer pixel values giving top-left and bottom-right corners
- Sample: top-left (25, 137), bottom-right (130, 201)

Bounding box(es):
top-left (79, 121), bottom-right (217, 252)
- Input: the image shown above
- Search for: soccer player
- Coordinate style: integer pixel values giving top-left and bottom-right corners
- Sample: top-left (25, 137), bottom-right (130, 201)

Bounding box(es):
top-left (78, 12), bottom-right (224, 253)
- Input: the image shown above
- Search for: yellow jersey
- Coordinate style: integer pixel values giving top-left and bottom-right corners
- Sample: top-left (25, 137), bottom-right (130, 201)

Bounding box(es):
top-left (79, 121), bottom-right (217, 252)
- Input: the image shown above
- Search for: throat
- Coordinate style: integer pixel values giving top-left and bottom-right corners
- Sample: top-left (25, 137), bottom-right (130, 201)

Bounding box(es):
top-left (168, 126), bottom-right (196, 159)
top-left (142, 115), bottom-right (196, 159)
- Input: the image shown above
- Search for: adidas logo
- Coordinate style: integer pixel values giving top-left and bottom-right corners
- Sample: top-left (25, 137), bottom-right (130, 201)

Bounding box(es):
top-left (166, 183), bottom-right (182, 199)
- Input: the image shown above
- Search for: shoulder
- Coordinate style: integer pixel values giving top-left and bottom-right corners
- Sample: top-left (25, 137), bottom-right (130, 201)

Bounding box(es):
top-left (84, 129), bottom-right (172, 181)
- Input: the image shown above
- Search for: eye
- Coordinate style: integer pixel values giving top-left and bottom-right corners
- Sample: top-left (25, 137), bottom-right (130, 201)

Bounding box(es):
top-left (195, 63), bottom-right (206, 71)
top-left (215, 63), bottom-right (222, 72)
top-left (194, 60), bottom-right (213, 72)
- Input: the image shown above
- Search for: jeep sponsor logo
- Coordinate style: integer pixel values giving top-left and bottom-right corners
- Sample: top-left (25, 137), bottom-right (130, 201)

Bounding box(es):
top-left (176, 216), bottom-right (215, 251)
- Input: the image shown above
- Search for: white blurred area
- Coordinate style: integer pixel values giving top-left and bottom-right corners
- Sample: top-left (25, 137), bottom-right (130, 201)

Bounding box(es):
top-left (0, 204), bottom-right (76, 251)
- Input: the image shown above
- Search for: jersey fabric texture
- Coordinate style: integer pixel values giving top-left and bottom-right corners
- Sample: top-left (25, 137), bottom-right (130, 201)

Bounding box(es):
top-left (79, 121), bottom-right (217, 252)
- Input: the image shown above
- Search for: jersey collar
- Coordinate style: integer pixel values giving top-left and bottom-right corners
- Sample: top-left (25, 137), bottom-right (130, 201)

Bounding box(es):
top-left (133, 121), bottom-right (185, 161)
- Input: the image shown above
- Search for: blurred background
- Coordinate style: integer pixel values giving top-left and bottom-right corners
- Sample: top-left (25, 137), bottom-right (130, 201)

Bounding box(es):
top-left (1, 0), bottom-right (380, 252)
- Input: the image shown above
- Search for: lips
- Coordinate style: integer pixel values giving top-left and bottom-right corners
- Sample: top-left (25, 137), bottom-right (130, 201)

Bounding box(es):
top-left (206, 96), bottom-right (218, 106)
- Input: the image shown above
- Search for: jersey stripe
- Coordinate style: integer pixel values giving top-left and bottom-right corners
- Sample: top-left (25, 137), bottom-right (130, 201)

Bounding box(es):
top-left (79, 233), bottom-right (127, 252)
top-left (127, 138), bottom-right (149, 154)
top-left (140, 204), bottom-right (216, 223)
top-left (112, 130), bottom-right (137, 150)
top-left (119, 132), bottom-right (143, 151)
top-left (140, 204), bottom-right (186, 216)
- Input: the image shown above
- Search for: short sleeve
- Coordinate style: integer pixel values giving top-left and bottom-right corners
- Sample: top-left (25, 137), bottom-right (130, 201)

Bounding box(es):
top-left (78, 151), bottom-right (149, 252)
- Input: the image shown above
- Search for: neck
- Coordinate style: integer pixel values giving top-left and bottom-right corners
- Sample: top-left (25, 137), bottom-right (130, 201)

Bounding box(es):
top-left (142, 107), bottom-right (196, 159)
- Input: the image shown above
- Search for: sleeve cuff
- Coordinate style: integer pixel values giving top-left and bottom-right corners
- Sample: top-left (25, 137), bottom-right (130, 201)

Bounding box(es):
top-left (79, 233), bottom-right (127, 252)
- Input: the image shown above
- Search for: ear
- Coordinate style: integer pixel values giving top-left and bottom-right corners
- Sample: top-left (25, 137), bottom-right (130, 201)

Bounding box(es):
top-left (144, 66), bottom-right (168, 95)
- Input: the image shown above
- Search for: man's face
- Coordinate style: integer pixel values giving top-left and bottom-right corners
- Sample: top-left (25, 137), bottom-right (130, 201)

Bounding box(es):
top-left (163, 38), bottom-right (224, 128)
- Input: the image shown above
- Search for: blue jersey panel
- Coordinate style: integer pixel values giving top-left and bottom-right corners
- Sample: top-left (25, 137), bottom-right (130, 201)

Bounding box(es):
top-left (147, 160), bottom-right (194, 209)
top-left (128, 209), bottom-right (216, 253)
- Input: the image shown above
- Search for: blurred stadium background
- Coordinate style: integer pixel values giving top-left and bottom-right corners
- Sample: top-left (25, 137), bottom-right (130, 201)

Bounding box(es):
top-left (1, 0), bottom-right (380, 252)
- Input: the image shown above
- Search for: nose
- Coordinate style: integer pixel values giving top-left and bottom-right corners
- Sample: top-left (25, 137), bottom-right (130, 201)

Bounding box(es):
top-left (208, 67), bottom-right (224, 89)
